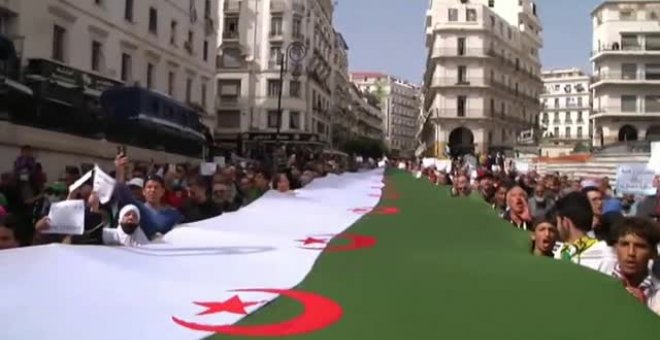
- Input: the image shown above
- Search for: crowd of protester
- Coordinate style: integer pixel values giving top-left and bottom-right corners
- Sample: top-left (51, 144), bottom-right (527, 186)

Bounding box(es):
top-left (402, 154), bottom-right (660, 316)
top-left (0, 144), bottom-right (373, 250)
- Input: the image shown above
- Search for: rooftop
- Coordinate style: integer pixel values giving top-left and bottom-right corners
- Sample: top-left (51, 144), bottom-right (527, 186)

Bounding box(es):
top-left (591, 0), bottom-right (659, 16)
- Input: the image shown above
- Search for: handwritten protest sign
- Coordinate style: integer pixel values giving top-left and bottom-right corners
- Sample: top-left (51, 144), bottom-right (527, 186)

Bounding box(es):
top-left (44, 200), bottom-right (86, 235)
top-left (615, 164), bottom-right (656, 196)
top-left (93, 165), bottom-right (116, 204)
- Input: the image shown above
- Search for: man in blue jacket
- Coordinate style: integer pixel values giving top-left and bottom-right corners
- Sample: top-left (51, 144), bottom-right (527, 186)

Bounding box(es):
top-left (113, 155), bottom-right (182, 240)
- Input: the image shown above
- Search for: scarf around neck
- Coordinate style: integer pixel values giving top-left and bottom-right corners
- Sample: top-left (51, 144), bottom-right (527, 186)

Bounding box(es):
top-left (612, 264), bottom-right (657, 304)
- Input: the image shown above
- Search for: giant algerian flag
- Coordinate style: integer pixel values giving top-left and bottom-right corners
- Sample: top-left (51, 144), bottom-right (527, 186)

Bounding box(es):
top-left (0, 169), bottom-right (386, 340)
top-left (3, 169), bottom-right (660, 340)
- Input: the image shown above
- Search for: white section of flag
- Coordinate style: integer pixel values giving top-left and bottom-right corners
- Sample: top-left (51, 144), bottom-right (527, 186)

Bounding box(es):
top-left (0, 169), bottom-right (384, 340)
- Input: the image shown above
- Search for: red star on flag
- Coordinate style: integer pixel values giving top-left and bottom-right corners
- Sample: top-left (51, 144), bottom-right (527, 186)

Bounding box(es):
top-left (193, 296), bottom-right (260, 316)
top-left (297, 237), bottom-right (328, 246)
top-left (374, 207), bottom-right (400, 215)
top-left (350, 208), bottom-right (371, 214)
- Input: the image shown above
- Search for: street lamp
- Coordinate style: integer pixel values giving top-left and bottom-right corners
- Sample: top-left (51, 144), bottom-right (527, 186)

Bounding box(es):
top-left (276, 41), bottom-right (307, 137)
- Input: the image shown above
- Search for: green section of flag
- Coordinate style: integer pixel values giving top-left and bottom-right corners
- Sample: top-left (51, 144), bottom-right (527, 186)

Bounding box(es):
top-left (211, 170), bottom-right (660, 339)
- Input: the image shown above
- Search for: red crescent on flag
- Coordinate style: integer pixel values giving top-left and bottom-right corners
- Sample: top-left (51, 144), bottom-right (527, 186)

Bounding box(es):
top-left (171, 288), bottom-right (343, 337)
top-left (298, 233), bottom-right (377, 252)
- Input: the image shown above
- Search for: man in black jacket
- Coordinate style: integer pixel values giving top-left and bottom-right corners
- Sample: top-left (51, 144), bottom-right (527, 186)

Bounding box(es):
top-left (180, 176), bottom-right (223, 223)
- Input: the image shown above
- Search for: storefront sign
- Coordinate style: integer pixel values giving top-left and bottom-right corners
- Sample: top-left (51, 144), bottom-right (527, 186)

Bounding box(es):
top-left (27, 58), bottom-right (121, 92)
top-left (241, 133), bottom-right (320, 143)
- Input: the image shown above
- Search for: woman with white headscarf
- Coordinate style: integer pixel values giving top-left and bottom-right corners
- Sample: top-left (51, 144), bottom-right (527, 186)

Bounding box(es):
top-left (102, 204), bottom-right (148, 247)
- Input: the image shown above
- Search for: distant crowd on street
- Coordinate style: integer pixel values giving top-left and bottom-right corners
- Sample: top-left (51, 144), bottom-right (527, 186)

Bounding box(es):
top-left (0, 145), bottom-right (374, 249)
top-left (398, 153), bottom-right (660, 316)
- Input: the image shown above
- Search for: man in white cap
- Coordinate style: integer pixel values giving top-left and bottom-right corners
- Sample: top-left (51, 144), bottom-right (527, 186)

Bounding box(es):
top-left (102, 204), bottom-right (148, 247)
top-left (126, 178), bottom-right (145, 202)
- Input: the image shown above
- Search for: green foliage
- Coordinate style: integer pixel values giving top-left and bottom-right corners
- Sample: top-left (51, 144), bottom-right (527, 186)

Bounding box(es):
top-left (371, 81), bottom-right (387, 104)
top-left (573, 142), bottom-right (590, 153)
top-left (340, 137), bottom-right (388, 159)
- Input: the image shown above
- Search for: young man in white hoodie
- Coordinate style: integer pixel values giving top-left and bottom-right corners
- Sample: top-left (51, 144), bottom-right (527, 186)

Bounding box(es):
top-left (102, 204), bottom-right (148, 247)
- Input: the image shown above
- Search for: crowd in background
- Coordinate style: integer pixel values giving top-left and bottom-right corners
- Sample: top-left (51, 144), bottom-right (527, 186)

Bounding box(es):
top-left (5, 144), bottom-right (659, 316)
top-left (0, 144), bottom-right (372, 249)
top-left (403, 154), bottom-right (660, 316)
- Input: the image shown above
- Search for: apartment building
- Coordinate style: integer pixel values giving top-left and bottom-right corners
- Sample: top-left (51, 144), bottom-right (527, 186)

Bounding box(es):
top-left (351, 72), bottom-right (420, 157)
top-left (330, 31), bottom-right (358, 147)
top-left (591, 0), bottom-right (660, 146)
top-left (348, 84), bottom-right (384, 141)
top-left (215, 0), bottom-right (340, 154)
top-left (0, 0), bottom-right (218, 126)
top-left (421, 0), bottom-right (543, 157)
top-left (539, 68), bottom-right (592, 156)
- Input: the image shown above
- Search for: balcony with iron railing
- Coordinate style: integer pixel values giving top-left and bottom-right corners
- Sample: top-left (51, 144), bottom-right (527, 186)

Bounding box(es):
top-left (591, 72), bottom-right (660, 84)
top-left (428, 76), bottom-right (537, 102)
top-left (430, 77), bottom-right (488, 87)
top-left (543, 103), bottom-right (590, 111)
top-left (270, 0), bottom-right (285, 12)
top-left (0, 0), bottom-right (19, 14)
top-left (592, 106), bottom-right (660, 117)
top-left (292, 0), bottom-right (306, 13)
top-left (519, 92), bottom-right (540, 104)
top-left (223, 29), bottom-right (239, 40)
top-left (591, 43), bottom-right (660, 58)
top-left (224, 0), bottom-right (242, 13)
top-left (430, 47), bottom-right (493, 58)
top-left (430, 108), bottom-right (484, 119)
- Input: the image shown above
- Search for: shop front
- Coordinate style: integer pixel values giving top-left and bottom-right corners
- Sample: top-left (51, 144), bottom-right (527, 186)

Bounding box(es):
top-left (210, 131), bottom-right (326, 159)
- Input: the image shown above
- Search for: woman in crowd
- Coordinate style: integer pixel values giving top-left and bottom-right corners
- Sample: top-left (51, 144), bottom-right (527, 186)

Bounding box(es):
top-left (273, 172), bottom-right (292, 193)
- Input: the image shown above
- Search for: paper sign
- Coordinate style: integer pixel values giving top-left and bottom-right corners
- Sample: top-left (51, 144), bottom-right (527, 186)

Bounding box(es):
top-left (515, 161), bottom-right (530, 174)
top-left (44, 200), bottom-right (86, 235)
top-left (93, 165), bottom-right (116, 204)
top-left (69, 170), bottom-right (93, 194)
top-left (647, 141), bottom-right (660, 174)
top-left (422, 158), bottom-right (436, 169)
top-left (435, 159), bottom-right (451, 172)
top-left (356, 156), bottom-right (364, 163)
top-left (213, 156), bottom-right (226, 168)
top-left (200, 162), bottom-right (218, 176)
top-left (615, 164), bottom-right (656, 196)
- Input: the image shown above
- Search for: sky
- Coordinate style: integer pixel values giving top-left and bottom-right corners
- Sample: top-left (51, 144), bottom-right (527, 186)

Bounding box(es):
top-left (334, 0), bottom-right (602, 83)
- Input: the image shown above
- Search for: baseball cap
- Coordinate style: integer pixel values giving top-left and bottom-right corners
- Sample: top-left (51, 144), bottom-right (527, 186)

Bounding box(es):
top-left (580, 179), bottom-right (599, 189)
top-left (127, 178), bottom-right (145, 188)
